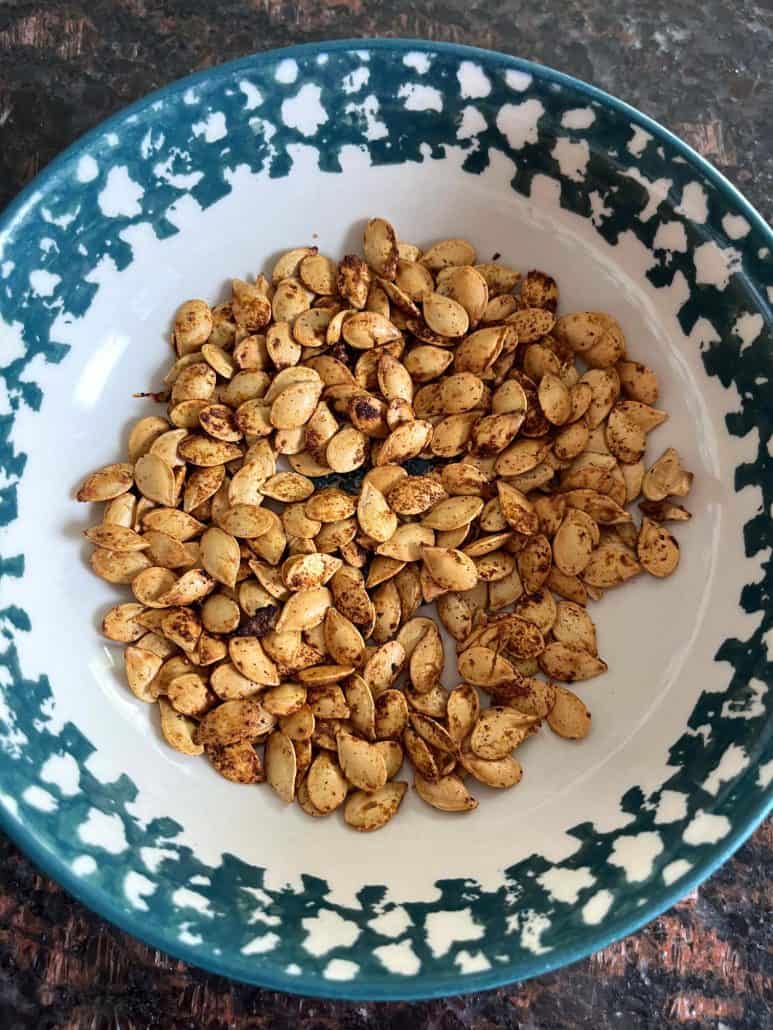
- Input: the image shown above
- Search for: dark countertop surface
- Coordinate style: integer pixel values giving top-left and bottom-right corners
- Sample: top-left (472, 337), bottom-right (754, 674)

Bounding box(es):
top-left (0, 2), bottom-right (771, 1028)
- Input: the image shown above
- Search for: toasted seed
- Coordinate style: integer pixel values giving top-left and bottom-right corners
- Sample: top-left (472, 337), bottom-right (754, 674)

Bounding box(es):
top-left (422, 547), bottom-right (478, 591)
top-left (344, 781), bottom-right (407, 831)
top-left (470, 707), bottom-right (537, 760)
top-left (363, 218), bottom-right (399, 278)
top-left (272, 246), bottom-right (317, 284)
top-left (337, 731), bottom-right (388, 792)
top-left (207, 741), bottom-right (263, 783)
top-left (538, 641), bottom-right (607, 682)
top-left (553, 601), bottom-right (598, 655)
top-left (124, 645), bottom-right (164, 701)
top-left (637, 518), bottom-right (680, 577)
top-left (376, 524), bottom-right (435, 562)
top-left (279, 705), bottom-right (315, 741)
top-left (547, 686), bottom-right (591, 739)
top-left (507, 677), bottom-right (557, 719)
top-left (306, 487), bottom-right (357, 522)
top-left (461, 751), bottom-right (523, 788)
top-left (376, 419), bottom-right (433, 465)
top-left (421, 238), bottom-right (476, 271)
top-left (343, 311), bottom-right (401, 350)
top-left (497, 482), bottom-right (539, 535)
top-left (447, 684), bottom-right (480, 742)
top-left (228, 636), bottom-right (280, 685)
top-left (179, 436), bottom-right (243, 467)
top-left (423, 292), bottom-right (470, 338)
top-left (582, 541), bottom-right (642, 588)
top-left (458, 646), bottom-right (516, 687)
top-left (200, 527), bottom-right (241, 588)
top-left (197, 699), bottom-right (275, 747)
top-left (264, 731), bottom-right (297, 803)
top-left (403, 623), bottom-right (441, 694)
top-left (275, 587), bottom-right (332, 632)
top-left (403, 727), bottom-right (441, 780)
top-left (436, 592), bottom-right (473, 642)
top-left (306, 752), bottom-right (348, 813)
top-left (371, 579), bottom-right (403, 644)
top-left (552, 510), bottom-right (598, 576)
top-left (263, 683), bottom-right (307, 717)
top-left (209, 662), bottom-right (262, 700)
top-left (538, 373), bottom-right (572, 425)
top-left (414, 773), bottom-right (477, 812)
top-left (454, 326), bottom-right (510, 374)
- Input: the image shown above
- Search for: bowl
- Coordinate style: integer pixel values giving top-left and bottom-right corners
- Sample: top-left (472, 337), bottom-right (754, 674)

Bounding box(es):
top-left (0, 39), bottom-right (770, 1000)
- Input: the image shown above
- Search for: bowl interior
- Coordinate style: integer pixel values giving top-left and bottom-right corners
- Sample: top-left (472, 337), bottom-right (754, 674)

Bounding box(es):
top-left (0, 41), bottom-right (770, 998)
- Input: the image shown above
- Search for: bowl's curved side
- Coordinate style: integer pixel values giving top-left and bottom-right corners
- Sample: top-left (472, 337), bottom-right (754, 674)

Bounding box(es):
top-left (0, 39), bottom-right (770, 1000)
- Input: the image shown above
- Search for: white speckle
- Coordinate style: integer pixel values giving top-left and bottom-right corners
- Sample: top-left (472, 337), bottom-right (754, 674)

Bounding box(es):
top-left (704, 744), bottom-right (749, 795)
top-left (757, 760), bottom-right (773, 789)
top-left (694, 240), bottom-right (742, 289)
top-left (589, 190), bottom-right (613, 227)
top-left (248, 116), bottom-right (276, 142)
top-left (368, 906), bottom-right (412, 938)
top-left (455, 949), bottom-right (491, 973)
top-left (78, 809), bottom-right (128, 854)
top-left (241, 933), bottom-right (279, 955)
top-left (182, 88), bottom-right (198, 105)
top-left (425, 907), bottom-right (483, 959)
top-left (41, 753), bottom-right (80, 796)
top-left (275, 59), bottom-right (298, 84)
top-left (192, 111), bottom-right (227, 143)
top-left (172, 887), bottom-right (213, 916)
top-left (608, 832), bottom-right (663, 882)
top-left (403, 52), bottom-right (431, 74)
top-left (561, 107), bottom-right (595, 129)
top-left (457, 105), bottom-right (487, 139)
top-left (655, 790), bottom-right (688, 824)
top-left (538, 866), bottom-right (595, 904)
top-left (105, 132), bottom-right (119, 146)
top-left (684, 811), bottom-right (731, 846)
top-left (345, 94), bottom-right (388, 141)
top-left (316, 54), bottom-right (328, 66)
top-left (1, 260), bottom-right (14, 277)
top-left (39, 237), bottom-right (56, 254)
top-left (239, 81), bottom-right (263, 110)
top-left (286, 963), bottom-right (302, 974)
top-left (374, 940), bottom-right (421, 975)
top-left (342, 67), bottom-right (369, 94)
top-left (140, 846), bottom-right (177, 873)
top-left (722, 213), bottom-right (750, 239)
top-left (41, 205), bottom-right (78, 229)
top-left (281, 84), bottom-right (328, 137)
top-left (97, 166), bottom-right (143, 218)
top-left (653, 221), bottom-right (688, 253)
top-left (178, 927), bottom-right (202, 946)
top-left (28, 269), bottom-right (61, 297)
top-left (663, 859), bottom-right (692, 885)
top-left (323, 959), bottom-right (359, 981)
top-left (71, 855), bottom-right (97, 876)
top-left (302, 909), bottom-right (360, 957)
top-left (76, 154), bottom-right (99, 182)
top-left (398, 83), bottom-right (443, 112)
top-left (733, 312), bottom-right (764, 352)
top-left (582, 889), bottom-right (614, 925)
top-left (152, 154), bottom-right (203, 191)
top-left (622, 167), bottom-right (672, 221)
top-left (457, 61), bottom-right (491, 99)
top-left (675, 181), bottom-right (709, 223)
top-left (505, 69), bottom-right (532, 91)
top-left (496, 99), bottom-right (544, 149)
top-left (22, 785), bottom-right (57, 812)
top-left (519, 911), bottom-right (551, 955)
top-left (627, 126), bottom-right (653, 156)
top-left (190, 875), bottom-right (210, 887)
top-left (552, 137), bottom-right (590, 182)
top-left (124, 871), bottom-right (156, 911)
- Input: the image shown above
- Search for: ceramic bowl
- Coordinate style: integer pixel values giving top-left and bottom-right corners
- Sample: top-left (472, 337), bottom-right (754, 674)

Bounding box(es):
top-left (0, 39), bottom-right (770, 1000)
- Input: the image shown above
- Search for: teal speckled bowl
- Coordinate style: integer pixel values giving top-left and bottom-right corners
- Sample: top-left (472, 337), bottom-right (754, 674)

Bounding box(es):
top-left (0, 40), bottom-right (770, 1000)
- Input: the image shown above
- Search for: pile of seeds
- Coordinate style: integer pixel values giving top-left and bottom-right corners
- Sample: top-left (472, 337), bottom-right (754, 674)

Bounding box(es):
top-left (77, 218), bottom-right (693, 831)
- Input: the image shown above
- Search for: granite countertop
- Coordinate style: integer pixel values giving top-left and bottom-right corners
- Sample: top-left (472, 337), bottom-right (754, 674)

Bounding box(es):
top-left (0, 2), bottom-right (771, 1027)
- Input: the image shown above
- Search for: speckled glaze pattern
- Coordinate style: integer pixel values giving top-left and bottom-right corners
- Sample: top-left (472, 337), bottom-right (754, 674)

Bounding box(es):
top-left (0, 39), bottom-right (770, 1003)
top-left (0, 6), bottom-right (770, 1021)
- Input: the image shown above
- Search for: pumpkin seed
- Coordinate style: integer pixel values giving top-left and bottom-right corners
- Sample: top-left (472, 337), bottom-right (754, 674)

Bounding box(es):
top-left (344, 781), bottom-right (407, 831)
top-left (547, 686), bottom-right (591, 739)
top-left (414, 773), bottom-right (477, 812)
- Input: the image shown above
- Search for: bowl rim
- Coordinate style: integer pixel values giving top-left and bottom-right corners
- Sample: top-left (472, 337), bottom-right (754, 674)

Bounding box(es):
top-left (0, 37), bottom-right (771, 1001)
